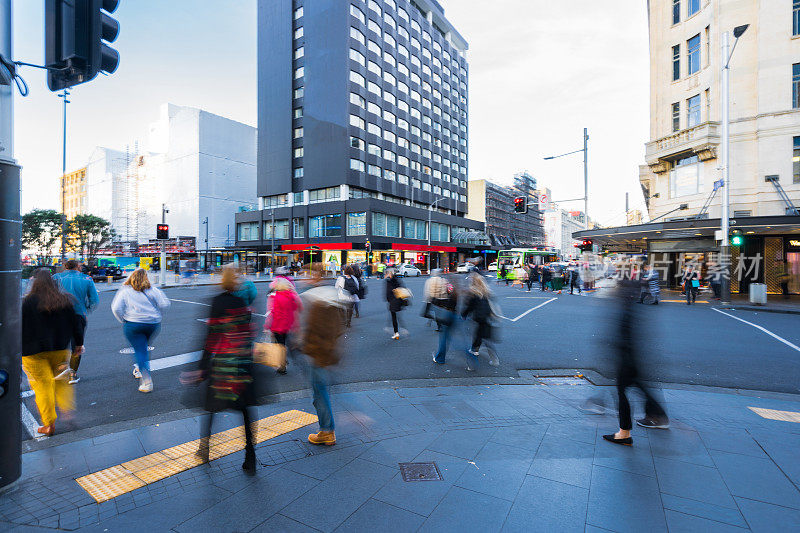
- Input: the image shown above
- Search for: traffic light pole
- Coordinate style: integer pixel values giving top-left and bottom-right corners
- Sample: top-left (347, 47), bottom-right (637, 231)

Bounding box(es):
top-left (720, 31), bottom-right (732, 305)
top-left (59, 88), bottom-right (70, 265)
top-left (0, 0), bottom-right (22, 490)
top-left (160, 204), bottom-right (167, 287)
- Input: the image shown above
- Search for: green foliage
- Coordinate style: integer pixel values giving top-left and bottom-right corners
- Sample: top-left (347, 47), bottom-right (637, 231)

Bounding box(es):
top-left (21, 209), bottom-right (63, 264)
top-left (68, 214), bottom-right (115, 260)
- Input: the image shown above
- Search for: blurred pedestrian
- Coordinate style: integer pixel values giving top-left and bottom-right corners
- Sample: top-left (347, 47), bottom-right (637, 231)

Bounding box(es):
top-left (182, 267), bottom-right (258, 473)
top-left (499, 263), bottom-right (509, 285)
top-left (300, 266), bottom-right (346, 445)
top-left (21, 269), bottom-right (84, 436)
top-left (638, 264), bottom-right (659, 304)
top-left (335, 265), bottom-right (360, 327)
top-left (352, 262), bottom-right (366, 317)
top-left (111, 268), bottom-right (170, 393)
top-left (540, 266), bottom-right (551, 292)
top-left (232, 265), bottom-right (257, 306)
top-left (777, 261), bottom-right (790, 300)
top-left (54, 259), bottom-right (99, 384)
top-left (524, 263), bottom-right (534, 292)
top-left (430, 274), bottom-right (458, 363)
top-left (603, 280), bottom-right (669, 446)
top-left (385, 268), bottom-right (408, 339)
top-left (377, 261), bottom-right (386, 279)
top-left (462, 274), bottom-right (500, 369)
top-left (569, 266), bottom-right (583, 295)
top-left (266, 276), bottom-right (301, 374)
top-left (681, 265), bottom-right (699, 305)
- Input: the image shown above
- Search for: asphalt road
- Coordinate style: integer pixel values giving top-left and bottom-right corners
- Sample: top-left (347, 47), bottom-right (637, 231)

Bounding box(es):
top-left (20, 274), bottom-right (800, 440)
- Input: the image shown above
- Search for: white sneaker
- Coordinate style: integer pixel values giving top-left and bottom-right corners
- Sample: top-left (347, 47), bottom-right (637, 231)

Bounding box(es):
top-left (54, 365), bottom-right (71, 381)
top-left (391, 333), bottom-right (400, 340)
top-left (133, 364), bottom-right (142, 379)
top-left (138, 376), bottom-right (153, 393)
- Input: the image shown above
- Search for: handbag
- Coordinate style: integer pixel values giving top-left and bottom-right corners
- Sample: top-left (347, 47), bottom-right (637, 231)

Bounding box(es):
top-left (691, 279), bottom-right (699, 288)
top-left (253, 332), bottom-right (286, 368)
top-left (393, 287), bottom-right (412, 300)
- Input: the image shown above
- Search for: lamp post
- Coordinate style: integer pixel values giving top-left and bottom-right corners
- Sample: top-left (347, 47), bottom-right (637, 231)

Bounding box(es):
top-left (202, 216), bottom-right (208, 272)
top-left (720, 24), bottom-right (749, 305)
top-left (160, 204), bottom-right (168, 287)
top-left (427, 197), bottom-right (445, 273)
top-left (59, 88), bottom-right (70, 265)
top-left (544, 127), bottom-right (590, 229)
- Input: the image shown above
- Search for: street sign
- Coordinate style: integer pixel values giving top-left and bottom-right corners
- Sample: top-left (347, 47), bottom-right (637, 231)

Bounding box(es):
top-left (539, 193), bottom-right (549, 211)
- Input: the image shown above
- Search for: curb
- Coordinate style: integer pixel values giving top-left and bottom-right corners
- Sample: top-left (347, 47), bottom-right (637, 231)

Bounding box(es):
top-left (714, 305), bottom-right (800, 315)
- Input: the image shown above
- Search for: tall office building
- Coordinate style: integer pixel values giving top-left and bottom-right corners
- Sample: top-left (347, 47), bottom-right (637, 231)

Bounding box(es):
top-left (236, 0), bottom-right (483, 271)
top-left (59, 167), bottom-right (87, 220)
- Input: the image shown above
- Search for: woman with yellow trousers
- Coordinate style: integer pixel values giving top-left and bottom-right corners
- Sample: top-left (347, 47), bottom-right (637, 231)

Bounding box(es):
top-left (21, 269), bottom-right (84, 437)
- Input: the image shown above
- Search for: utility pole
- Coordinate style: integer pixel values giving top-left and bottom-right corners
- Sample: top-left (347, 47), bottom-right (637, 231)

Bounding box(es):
top-left (160, 204), bottom-right (168, 287)
top-left (202, 216), bottom-right (208, 272)
top-left (0, 0), bottom-right (22, 489)
top-left (583, 127), bottom-right (589, 230)
top-left (59, 88), bottom-right (70, 265)
top-left (270, 209), bottom-right (275, 277)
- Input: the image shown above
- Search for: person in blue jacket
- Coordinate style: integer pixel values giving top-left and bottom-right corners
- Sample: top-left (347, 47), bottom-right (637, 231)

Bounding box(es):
top-left (54, 259), bottom-right (99, 384)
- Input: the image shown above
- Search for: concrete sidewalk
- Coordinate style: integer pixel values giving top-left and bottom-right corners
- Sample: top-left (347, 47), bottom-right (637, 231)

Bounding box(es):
top-left (2, 378), bottom-right (800, 532)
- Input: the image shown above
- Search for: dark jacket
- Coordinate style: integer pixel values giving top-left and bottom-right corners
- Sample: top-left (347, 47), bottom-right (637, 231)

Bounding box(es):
top-left (462, 293), bottom-right (494, 339)
top-left (385, 276), bottom-right (404, 312)
top-left (199, 292), bottom-right (255, 411)
top-left (22, 295), bottom-right (84, 357)
top-left (301, 286), bottom-right (345, 367)
top-left (682, 271), bottom-right (699, 289)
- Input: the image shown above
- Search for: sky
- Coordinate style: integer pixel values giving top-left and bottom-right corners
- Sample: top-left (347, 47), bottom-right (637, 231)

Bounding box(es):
top-left (11, 0), bottom-right (650, 227)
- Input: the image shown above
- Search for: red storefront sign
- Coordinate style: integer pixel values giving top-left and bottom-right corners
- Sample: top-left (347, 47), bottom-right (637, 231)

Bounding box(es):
top-left (281, 243), bottom-right (354, 251)
top-left (391, 243), bottom-right (457, 252)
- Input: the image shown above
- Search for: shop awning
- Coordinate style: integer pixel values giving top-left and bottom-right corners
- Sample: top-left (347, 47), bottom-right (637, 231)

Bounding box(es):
top-left (281, 243), bottom-right (353, 251)
top-left (391, 243), bottom-right (457, 252)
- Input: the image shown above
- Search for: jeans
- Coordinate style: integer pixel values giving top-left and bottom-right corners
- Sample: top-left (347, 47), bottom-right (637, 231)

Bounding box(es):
top-left (21, 350), bottom-right (75, 426)
top-left (69, 314), bottom-right (87, 372)
top-left (390, 311), bottom-right (399, 334)
top-left (123, 321), bottom-right (160, 375)
top-left (310, 365), bottom-right (334, 431)
top-left (616, 363), bottom-right (667, 431)
top-left (433, 311), bottom-right (455, 363)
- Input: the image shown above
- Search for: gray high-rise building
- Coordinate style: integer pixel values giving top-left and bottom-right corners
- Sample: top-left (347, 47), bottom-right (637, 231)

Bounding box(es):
top-left (235, 0), bottom-right (483, 271)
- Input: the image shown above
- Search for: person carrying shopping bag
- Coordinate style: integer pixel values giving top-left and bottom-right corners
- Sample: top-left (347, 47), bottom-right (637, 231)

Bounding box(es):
top-left (265, 276), bottom-right (301, 374)
top-left (430, 274), bottom-right (459, 364)
top-left (21, 269), bottom-right (84, 437)
top-left (385, 268), bottom-right (408, 339)
top-left (111, 268), bottom-right (170, 393)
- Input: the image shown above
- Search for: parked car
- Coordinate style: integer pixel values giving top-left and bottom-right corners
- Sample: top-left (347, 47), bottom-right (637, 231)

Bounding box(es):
top-left (487, 262), bottom-right (497, 271)
top-left (456, 263), bottom-right (470, 273)
top-left (397, 263), bottom-right (421, 277)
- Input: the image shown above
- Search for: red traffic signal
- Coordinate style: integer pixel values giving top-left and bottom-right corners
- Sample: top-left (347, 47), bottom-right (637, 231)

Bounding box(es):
top-left (156, 224), bottom-right (169, 240)
top-left (579, 239), bottom-right (593, 252)
top-left (513, 196), bottom-right (527, 214)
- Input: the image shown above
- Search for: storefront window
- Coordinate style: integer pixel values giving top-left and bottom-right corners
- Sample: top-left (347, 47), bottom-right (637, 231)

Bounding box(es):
top-left (309, 214), bottom-right (342, 237)
top-left (372, 212), bottom-right (401, 237)
top-left (669, 155), bottom-right (703, 197)
top-left (793, 136), bottom-right (800, 184)
top-left (237, 222), bottom-right (259, 241)
top-left (347, 212), bottom-right (367, 235)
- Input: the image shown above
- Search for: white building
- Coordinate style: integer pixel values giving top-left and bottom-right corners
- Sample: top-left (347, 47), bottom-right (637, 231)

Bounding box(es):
top-left (544, 207), bottom-right (585, 260)
top-left (84, 104), bottom-right (257, 249)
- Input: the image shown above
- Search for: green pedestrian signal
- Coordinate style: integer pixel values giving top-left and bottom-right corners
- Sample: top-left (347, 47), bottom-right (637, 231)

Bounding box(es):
top-left (730, 233), bottom-right (743, 246)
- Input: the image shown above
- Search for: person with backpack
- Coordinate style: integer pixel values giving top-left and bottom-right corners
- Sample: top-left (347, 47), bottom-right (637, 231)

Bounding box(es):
top-left (430, 274), bottom-right (459, 364)
top-left (53, 259), bottom-right (99, 384)
top-left (681, 265), bottom-right (699, 305)
top-left (462, 273), bottom-right (500, 369)
top-left (111, 268), bottom-right (170, 393)
top-left (300, 266), bottom-right (346, 446)
top-left (336, 265), bottom-right (360, 327)
top-left (351, 263), bottom-right (366, 318)
top-left (21, 269), bottom-right (84, 436)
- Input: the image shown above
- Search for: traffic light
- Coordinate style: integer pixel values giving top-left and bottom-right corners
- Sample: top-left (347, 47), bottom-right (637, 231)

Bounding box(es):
top-left (730, 232), bottom-right (743, 247)
top-left (45, 0), bottom-right (121, 91)
top-left (579, 239), bottom-right (593, 252)
top-left (513, 196), bottom-right (527, 214)
top-left (157, 224), bottom-right (169, 240)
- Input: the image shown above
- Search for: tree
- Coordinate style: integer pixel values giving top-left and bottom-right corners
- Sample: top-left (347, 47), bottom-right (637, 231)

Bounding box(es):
top-left (68, 214), bottom-right (115, 260)
top-left (21, 209), bottom-right (63, 264)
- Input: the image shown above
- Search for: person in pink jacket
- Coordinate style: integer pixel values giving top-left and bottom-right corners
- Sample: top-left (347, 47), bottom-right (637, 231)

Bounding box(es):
top-left (265, 277), bottom-right (301, 374)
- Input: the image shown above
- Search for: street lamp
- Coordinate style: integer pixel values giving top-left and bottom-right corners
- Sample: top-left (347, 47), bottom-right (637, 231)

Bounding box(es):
top-left (427, 197), bottom-right (445, 273)
top-left (202, 217), bottom-right (208, 272)
top-left (543, 127), bottom-right (590, 229)
top-left (720, 24), bottom-right (749, 305)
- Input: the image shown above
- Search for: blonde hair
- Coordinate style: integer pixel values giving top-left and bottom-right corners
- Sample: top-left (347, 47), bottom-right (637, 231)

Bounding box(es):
top-left (271, 277), bottom-right (293, 292)
top-left (124, 268), bottom-right (151, 292)
top-left (469, 273), bottom-right (491, 298)
top-left (221, 264), bottom-right (240, 292)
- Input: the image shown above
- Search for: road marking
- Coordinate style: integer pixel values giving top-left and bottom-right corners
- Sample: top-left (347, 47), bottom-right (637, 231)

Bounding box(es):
top-left (76, 409), bottom-right (318, 502)
top-left (504, 296), bottom-right (552, 299)
top-left (712, 308), bottom-right (800, 353)
top-left (499, 297), bottom-right (557, 322)
top-left (20, 401), bottom-right (46, 441)
top-left (150, 351), bottom-right (203, 371)
top-left (170, 298), bottom-right (267, 317)
top-left (748, 407), bottom-right (800, 423)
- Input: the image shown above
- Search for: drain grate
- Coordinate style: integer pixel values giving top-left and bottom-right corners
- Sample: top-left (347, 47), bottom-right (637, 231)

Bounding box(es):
top-left (399, 462), bottom-right (443, 482)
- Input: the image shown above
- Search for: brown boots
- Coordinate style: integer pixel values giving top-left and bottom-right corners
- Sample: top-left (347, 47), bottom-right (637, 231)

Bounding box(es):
top-left (308, 431), bottom-right (336, 446)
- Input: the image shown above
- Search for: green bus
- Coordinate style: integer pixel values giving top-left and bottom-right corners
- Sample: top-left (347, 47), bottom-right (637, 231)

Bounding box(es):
top-left (497, 248), bottom-right (559, 280)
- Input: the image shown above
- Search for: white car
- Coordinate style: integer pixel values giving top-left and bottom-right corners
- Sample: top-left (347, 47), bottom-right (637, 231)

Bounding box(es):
top-left (488, 262), bottom-right (497, 271)
top-left (456, 263), bottom-right (471, 273)
top-left (398, 263), bottom-right (421, 277)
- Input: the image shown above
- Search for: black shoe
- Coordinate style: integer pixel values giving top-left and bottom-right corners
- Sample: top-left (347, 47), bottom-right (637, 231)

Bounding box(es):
top-left (636, 417), bottom-right (669, 429)
top-left (242, 447), bottom-right (256, 474)
top-left (602, 434), bottom-right (633, 446)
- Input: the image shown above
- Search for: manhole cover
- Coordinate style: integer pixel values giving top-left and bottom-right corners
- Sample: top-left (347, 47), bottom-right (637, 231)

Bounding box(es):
top-left (399, 462), bottom-right (442, 482)
top-left (119, 346), bottom-right (155, 354)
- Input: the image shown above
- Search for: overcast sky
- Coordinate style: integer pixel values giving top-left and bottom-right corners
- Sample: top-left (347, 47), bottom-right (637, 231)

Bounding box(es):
top-left (12, 0), bottom-right (650, 226)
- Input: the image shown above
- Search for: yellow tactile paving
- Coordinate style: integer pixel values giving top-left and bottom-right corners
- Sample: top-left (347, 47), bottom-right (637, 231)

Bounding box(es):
top-left (748, 407), bottom-right (800, 423)
top-left (75, 409), bottom-right (318, 503)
